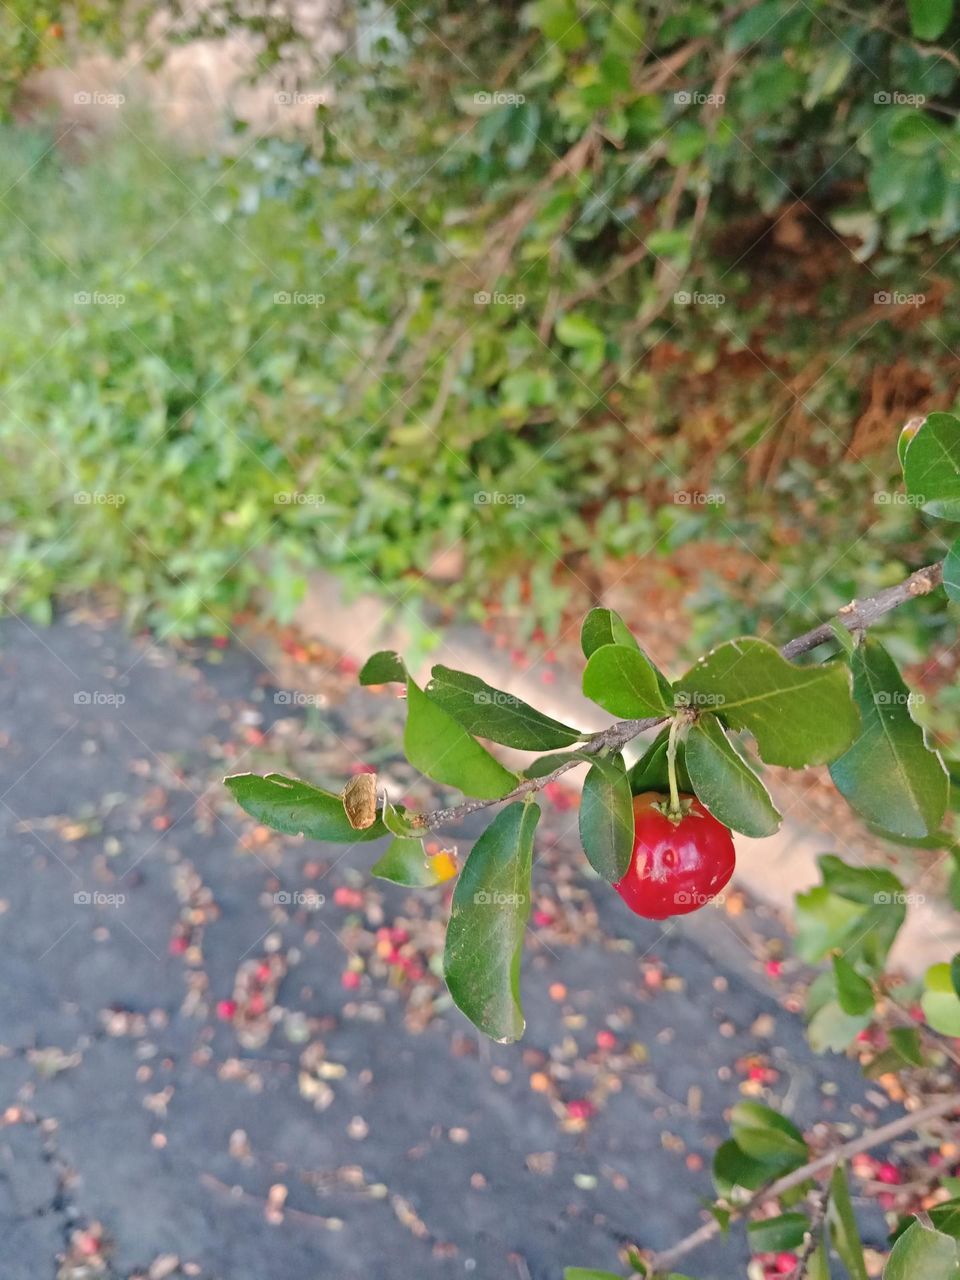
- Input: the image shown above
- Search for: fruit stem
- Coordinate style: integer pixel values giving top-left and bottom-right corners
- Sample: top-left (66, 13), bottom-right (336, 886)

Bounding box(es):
top-left (666, 715), bottom-right (683, 819)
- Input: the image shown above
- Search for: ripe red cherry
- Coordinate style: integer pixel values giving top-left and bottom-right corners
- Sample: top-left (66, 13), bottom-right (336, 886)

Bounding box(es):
top-left (615, 792), bottom-right (735, 920)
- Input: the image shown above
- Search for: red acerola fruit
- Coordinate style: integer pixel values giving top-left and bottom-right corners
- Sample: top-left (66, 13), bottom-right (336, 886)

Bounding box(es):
top-left (614, 792), bottom-right (736, 920)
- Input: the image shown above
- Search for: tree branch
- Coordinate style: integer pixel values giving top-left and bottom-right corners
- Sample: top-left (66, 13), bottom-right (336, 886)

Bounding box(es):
top-left (649, 1090), bottom-right (960, 1276)
top-left (407, 559), bottom-right (945, 833)
top-left (780, 561), bottom-right (942, 659)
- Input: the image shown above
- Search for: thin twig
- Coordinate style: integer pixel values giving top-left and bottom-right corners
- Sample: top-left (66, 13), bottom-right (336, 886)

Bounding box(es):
top-left (648, 1090), bottom-right (960, 1275)
top-left (408, 559), bottom-right (945, 833)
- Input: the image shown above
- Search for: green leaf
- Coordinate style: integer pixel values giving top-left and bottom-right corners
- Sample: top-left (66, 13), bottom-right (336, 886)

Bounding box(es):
top-left (829, 639), bottom-right (948, 839)
top-left (713, 1138), bottom-right (801, 1196)
top-left (425, 666), bottom-right (583, 751)
top-left (747, 1213), bottom-right (809, 1253)
top-left (358, 650), bottom-right (406, 685)
top-left (225, 773), bottom-right (388, 842)
top-left (832, 955), bottom-right (875, 1016)
top-left (884, 1220), bottom-right (960, 1280)
top-left (404, 679), bottom-right (518, 799)
top-left (794, 886), bottom-right (865, 962)
top-left (945, 537), bottom-right (960, 604)
top-left (808, 1237), bottom-right (831, 1280)
top-left (583, 644), bottom-right (672, 718)
top-left (443, 802), bottom-right (539, 1043)
top-left (903, 411), bottom-right (960, 520)
top-left (371, 837), bottom-right (447, 886)
top-left (556, 311), bottom-right (605, 349)
top-left (952, 953), bottom-right (960, 997)
top-left (929, 1198), bottom-right (960, 1242)
top-left (922, 963), bottom-right (960, 1035)
top-left (807, 999), bottom-right (872, 1053)
top-left (579, 753), bottom-right (634, 882)
top-left (685, 715), bottom-right (781, 837)
top-left (829, 1163), bottom-right (869, 1280)
top-left (730, 1102), bottom-right (807, 1163)
top-left (889, 1026), bottom-right (925, 1066)
top-left (909, 0), bottom-right (954, 41)
top-left (629, 726), bottom-right (692, 794)
top-left (581, 606), bottom-right (640, 658)
top-left (675, 638), bottom-right (859, 767)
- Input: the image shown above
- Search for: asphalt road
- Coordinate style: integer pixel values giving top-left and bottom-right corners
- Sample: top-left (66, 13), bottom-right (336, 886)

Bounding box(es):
top-left (0, 617), bottom-right (887, 1280)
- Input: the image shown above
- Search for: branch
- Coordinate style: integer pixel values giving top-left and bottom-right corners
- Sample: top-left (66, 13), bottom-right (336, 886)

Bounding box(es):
top-left (649, 1090), bottom-right (960, 1276)
top-left (407, 559), bottom-right (944, 833)
top-left (781, 561), bottom-right (943, 659)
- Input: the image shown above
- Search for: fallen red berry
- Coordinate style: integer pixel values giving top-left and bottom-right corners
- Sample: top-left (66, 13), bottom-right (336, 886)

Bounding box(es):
top-left (615, 792), bottom-right (735, 920)
top-left (341, 971), bottom-right (361, 990)
top-left (216, 999), bottom-right (237, 1020)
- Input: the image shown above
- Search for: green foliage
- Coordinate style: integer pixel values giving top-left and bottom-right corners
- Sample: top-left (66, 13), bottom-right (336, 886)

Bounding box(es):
top-left (829, 1163), bottom-right (870, 1280)
top-left (425, 666), bottom-right (582, 750)
top-left (676, 639), bottom-right (859, 767)
top-left (884, 1220), bottom-right (960, 1280)
top-left (582, 644), bottom-right (672, 719)
top-left (224, 773), bottom-right (389, 842)
top-left (405, 678), bottom-right (518, 799)
top-left (684, 715), bottom-right (781, 837)
top-left (371, 837), bottom-right (443, 887)
top-left (829, 638), bottom-right (949, 838)
top-left (443, 801), bottom-right (539, 1043)
top-left (578, 753), bottom-right (634, 882)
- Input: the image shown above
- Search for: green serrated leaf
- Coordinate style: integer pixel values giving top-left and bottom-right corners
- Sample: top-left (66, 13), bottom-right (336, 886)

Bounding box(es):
top-left (225, 773), bottom-right (388, 842)
top-left (685, 715), bottom-right (781, 837)
top-left (583, 644), bottom-right (672, 719)
top-left (676, 638), bottom-right (859, 767)
top-left (731, 1102), bottom-right (807, 1163)
top-left (581, 606), bottom-right (640, 658)
top-left (829, 1163), bottom-right (869, 1280)
top-left (443, 802), bottom-right (539, 1043)
top-left (829, 639), bottom-right (948, 839)
top-left (358, 650), bottom-right (406, 685)
top-left (579, 753), bottom-right (634, 882)
top-left (404, 679), bottom-right (518, 799)
top-left (903, 412), bottom-right (960, 520)
top-left (425, 666), bottom-right (583, 751)
top-left (884, 1219), bottom-right (960, 1280)
top-left (371, 837), bottom-right (446, 886)
top-left (832, 955), bottom-right (875, 1016)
